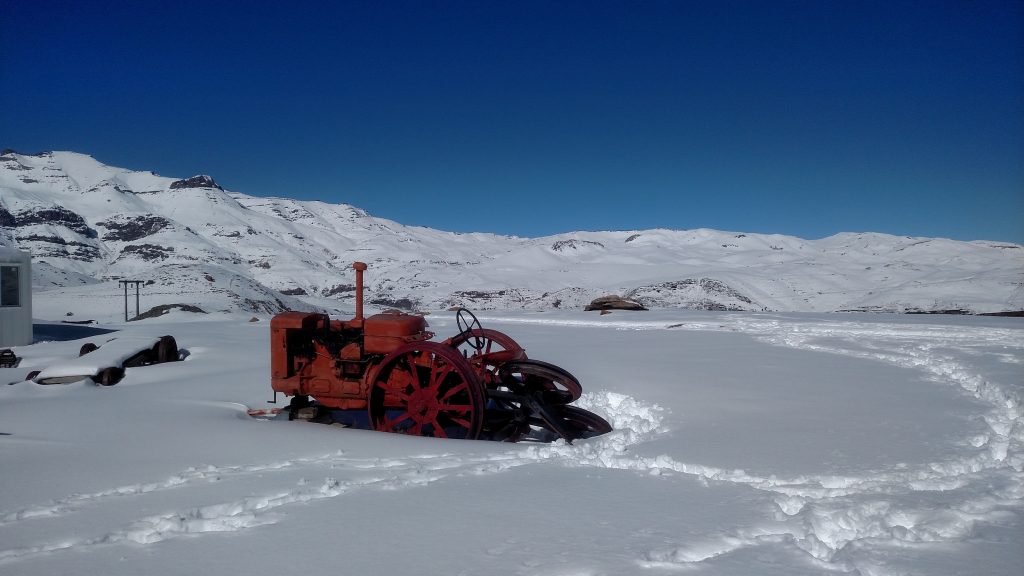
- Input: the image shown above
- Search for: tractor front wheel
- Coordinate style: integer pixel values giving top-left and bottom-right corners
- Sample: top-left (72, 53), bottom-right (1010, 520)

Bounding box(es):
top-left (447, 328), bottom-right (526, 384)
top-left (368, 342), bottom-right (485, 439)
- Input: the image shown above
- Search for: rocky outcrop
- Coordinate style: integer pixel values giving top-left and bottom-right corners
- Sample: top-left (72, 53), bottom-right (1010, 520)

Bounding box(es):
top-left (625, 278), bottom-right (758, 311)
top-left (584, 295), bottom-right (647, 311)
top-left (170, 175), bottom-right (222, 190)
top-left (97, 214), bottom-right (171, 241)
top-left (14, 234), bottom-right (101, 261)
top-left (119, 244), bottom-right (175, 261)
top-left (369, 297), bottom-right (416, 310)
top-left (445, 289), bottom-right (526, 310)
top-left (0, 205), bottom-right (95, 237)
top-left (0, 152), bottom-right (31, 171)
top-left (552, 239), bottom-right (605, 252)
top-left (322, 284), bottom-right (356, 297)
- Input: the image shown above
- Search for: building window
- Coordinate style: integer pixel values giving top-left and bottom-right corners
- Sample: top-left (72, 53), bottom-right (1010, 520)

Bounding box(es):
top-left (0, 265), bottom-right (19, 307)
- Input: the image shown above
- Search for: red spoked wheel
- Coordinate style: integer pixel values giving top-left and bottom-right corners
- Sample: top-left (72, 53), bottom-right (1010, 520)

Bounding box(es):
top-left (497, 359), bottom-right (583, 405)
top-left (368, 342), bottom-right (485, 439)
top-left (446, 328), bottom-right (526, 384)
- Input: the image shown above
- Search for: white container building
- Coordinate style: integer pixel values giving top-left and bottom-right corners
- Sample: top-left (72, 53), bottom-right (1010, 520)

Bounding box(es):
top-left (0, 247), bottom-right (32, 347)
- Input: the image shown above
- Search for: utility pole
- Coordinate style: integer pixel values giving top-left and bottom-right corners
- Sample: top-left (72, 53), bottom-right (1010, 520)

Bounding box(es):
top-left (118, 280), bottom-right (145, 321)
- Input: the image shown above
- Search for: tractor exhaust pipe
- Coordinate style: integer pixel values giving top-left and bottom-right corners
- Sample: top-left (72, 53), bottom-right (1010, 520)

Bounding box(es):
top-left (353, 261), bottom-right (368, 324)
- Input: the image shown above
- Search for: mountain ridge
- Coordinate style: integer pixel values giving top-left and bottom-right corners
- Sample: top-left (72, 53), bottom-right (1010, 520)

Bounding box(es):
top-left (1, 150), bottom-right (1021, 322)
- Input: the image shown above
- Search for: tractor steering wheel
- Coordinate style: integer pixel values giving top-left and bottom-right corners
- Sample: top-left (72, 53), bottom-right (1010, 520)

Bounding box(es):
top-left (455, 307), bottom-right (485, 351)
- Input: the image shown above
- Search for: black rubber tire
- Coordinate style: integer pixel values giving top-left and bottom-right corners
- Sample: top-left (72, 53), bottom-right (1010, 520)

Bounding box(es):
top-left (94, 367), bottom-right (125, 386)
top-left (549, 405), bottom-right (613, 441)
top-left (287, 395), bottom-right (312, 421)
top-left (524, 405), bottom-right (613, 443)
top-left (155, 336), bottom-right (178, 363)
top-left (497, 359), bottom-right (583, 404)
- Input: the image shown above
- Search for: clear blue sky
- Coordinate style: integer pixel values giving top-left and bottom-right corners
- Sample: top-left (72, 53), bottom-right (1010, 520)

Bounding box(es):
top-left (2, 0), bottom-right (1022, 242)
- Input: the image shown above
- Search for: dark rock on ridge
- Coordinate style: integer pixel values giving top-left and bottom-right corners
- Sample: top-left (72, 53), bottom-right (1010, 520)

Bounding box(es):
top-left (13, 234), bottom-right (101, 261)
top-left (120, 244), bottom-right (174, 261)
top-left (552, 239), bottom-right (605, 252)
top-left (585, 295), bottom-right (648, 311)
top-left (322, 284), bottom-right (356, 297)
top-left (369, 297), bottom-right (415, 310)
top-left (0, 205), bottom-right (96, 237)
top-left (97, 214), bottom-right (172, 241)
top-left (170, 175), bottom-right (222, 190)
top-left (625, 278), bottom-right (757, 311)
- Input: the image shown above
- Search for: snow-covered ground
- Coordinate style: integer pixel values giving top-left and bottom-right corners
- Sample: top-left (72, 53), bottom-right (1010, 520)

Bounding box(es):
top-left (1, 309), bottom-right (1021, 575)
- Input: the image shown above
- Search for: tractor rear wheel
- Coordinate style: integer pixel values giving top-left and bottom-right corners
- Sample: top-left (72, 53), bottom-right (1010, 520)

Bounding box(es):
top-left (497, 359), bottom-right (583, 404)
top-left (368, 342), bottom-right (485, 439)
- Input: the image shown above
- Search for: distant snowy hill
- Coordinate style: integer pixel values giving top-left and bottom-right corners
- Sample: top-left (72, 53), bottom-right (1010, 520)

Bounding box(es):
top-left (1, 149), bottom-right (1021, 321)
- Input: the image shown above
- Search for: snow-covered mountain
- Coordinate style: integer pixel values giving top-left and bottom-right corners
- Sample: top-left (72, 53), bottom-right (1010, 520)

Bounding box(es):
top-left (2, 149), bottom-right (1022, 321)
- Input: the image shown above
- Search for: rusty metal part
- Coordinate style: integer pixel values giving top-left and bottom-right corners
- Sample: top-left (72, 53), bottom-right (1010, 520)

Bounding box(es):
top-left (455, 307), bottom-right (484, 349)
top-left (527, 405), bottom-right (613, 443)
top-left (497, 359), bottom-right (583, 404)
top-left (445, 327), bottom-right (527, 387)
top-left (268, 261), bottom-right (611, 442)
top-left (481, 361), bottom-right (592, 444)
top-left (352, 261), bottom-right (368, 326)
top-left (368, 342), bottom-right (484, 439)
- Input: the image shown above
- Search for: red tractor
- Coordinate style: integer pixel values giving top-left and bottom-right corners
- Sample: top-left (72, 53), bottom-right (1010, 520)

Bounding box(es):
top-left (270, 262), bottom-right (611, 442)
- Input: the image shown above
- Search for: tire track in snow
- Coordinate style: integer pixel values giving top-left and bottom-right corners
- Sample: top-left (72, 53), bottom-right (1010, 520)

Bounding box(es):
top-left (0, 391), bottom-right (665, 565)
top-left (647, 316), bottom-right (1023, 572)
top-left (478, 314), bottom-right (1024, 572)
top-left (0, 452), bottom-right (345, 527)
